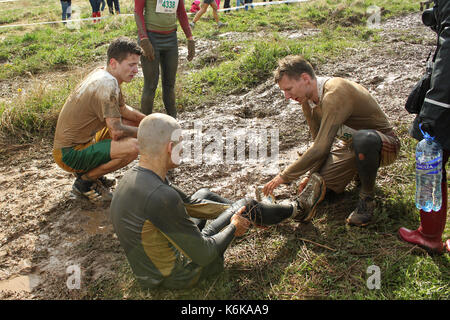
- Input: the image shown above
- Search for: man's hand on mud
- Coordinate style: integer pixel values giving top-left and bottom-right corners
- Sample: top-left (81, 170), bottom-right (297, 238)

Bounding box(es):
top-left (187, 39), bottom-right (195, 61)
top-left (262, 174), bottom-right (286, 196)
top-left (231, 206), bottom-right (251, 237)
top-left (140, 38), bottom-right (155, 61)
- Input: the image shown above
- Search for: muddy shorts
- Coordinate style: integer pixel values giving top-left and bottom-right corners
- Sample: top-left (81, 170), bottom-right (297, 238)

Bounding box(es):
top-left (53, 127), bottom-right (111, 174)
top-left (203, 0), bottom-right (215, 4)
top-left (315, 130), bottom-right (400, 194)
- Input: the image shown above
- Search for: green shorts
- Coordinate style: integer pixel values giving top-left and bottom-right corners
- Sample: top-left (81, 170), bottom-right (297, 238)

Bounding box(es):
top-left (53, 128), bottom-right (112, 174)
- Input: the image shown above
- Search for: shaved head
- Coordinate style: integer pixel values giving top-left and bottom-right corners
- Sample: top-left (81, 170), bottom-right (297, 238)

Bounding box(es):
top-left (138, 113), bottom-right (181, 157)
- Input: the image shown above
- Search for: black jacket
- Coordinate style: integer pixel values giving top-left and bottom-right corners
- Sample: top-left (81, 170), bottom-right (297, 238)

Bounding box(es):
top-left (410, 0), bottom-right (450, 150)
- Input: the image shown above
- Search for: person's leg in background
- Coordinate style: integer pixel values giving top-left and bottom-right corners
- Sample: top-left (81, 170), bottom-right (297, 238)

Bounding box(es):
top-left (113, 0), bottom-right (120, 13)
top-left (159, 33), bottom-right (178, 118)
top-left (107, 0), bottom-right (114, 14)
top-left (60, 1), bottom-right (69, 21)
top-left (139, 35), bottom-right (161, 115)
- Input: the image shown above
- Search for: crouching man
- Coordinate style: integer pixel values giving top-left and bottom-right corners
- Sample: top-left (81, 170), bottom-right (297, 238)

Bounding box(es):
top-left (53, 37), bottom-right (145, 202)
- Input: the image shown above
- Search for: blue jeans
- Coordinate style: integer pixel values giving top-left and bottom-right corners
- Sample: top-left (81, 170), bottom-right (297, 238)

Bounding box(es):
top-left (60, 0), bottom-right (71, 20)
top-left (107, 0), bottom-right (120, 13)
top-left (89, 0), bottom-right (101, 12)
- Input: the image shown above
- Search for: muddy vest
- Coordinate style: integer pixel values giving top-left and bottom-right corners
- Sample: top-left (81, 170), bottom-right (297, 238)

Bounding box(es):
top-left (145, 0), bottom-right (178, 32)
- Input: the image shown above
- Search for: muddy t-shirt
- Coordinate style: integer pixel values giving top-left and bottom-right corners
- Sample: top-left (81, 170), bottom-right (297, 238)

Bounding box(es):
top-left (280, 77), bottom-right (394, 182)
top-left (53, 68), bottom-right (123, 149)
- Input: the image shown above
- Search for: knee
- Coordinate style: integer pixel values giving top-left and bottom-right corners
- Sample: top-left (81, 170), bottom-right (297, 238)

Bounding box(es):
top-left (352, 130), bottom-right (381, 151)
top-left (122, 138), bottom-right (139, 161)
top-left (192, 187), bottom-right (212, 199)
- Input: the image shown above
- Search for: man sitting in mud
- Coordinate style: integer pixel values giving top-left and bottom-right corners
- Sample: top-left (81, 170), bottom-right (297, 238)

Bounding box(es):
top-left (263, 55), bottom-right (401, 227)
top-left (110, 113), bottom-right (325, 290)
top-left (53, 37), bottom-right (146, 202)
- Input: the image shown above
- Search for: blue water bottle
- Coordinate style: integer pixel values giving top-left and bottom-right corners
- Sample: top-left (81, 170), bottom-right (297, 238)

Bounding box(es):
top-left (415, 124), bottom-right (443, 212)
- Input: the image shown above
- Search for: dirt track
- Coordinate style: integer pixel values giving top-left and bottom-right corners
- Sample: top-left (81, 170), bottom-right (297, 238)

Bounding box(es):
top-left (0, 12), bottom-right (435, 299)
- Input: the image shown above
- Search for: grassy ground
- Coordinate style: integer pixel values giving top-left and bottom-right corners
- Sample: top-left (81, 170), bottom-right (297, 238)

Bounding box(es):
top-left (0, 0), bottom-right (448, 300)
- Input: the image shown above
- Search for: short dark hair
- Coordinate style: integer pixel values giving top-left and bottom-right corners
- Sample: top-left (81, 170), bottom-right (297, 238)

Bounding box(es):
top-left (273, 55), bottom-right (316, 83)
top-left (107, 37), bottom-right (143, 64)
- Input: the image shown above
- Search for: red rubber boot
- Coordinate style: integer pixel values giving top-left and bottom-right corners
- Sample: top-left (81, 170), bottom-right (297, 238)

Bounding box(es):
top-left (92, 12), bottom-right (97, 23)
top-left (398, 179), bottom-right (448, 254)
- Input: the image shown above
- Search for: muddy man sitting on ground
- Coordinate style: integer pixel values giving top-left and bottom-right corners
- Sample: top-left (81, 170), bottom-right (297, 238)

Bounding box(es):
top-left (110, 113), bottom-right (325, 289)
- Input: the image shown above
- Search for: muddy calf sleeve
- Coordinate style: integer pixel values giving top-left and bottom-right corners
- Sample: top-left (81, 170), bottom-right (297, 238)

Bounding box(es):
top-left (244, 200), bottom-right (294, 226)
top-left (352, 130), bottom-right (382, 198)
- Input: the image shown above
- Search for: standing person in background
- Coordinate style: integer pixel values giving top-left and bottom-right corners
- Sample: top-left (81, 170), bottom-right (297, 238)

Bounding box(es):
top-left (189, 0), bottom-right (226, 29)
top-left (398, 0), bottom-right (450, 254)
top-left (100, 0), bottom-right (106, 12)
top-left (135, 0), bottom-right (195, 118)
top-left (107, 0), bottom-right (121, 14)
top-left (89, 0), bottom-right (102, 22)
top-left (243, 0), bottom-right (253, 11)
top-left (223, 0), bottom-right (230, 13)
top-left (60, 0), bottom-right (72, 22)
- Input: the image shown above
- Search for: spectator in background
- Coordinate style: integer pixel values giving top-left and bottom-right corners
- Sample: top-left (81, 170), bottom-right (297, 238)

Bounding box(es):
top-left (190, 0), bottom-right (201, 13)
top-left (398, 0), bottom-right (450, 254)
top-left (223, 0), bottom-right (230, 13)
top-left (60, 0), bottom-right (72, 22)
top-left (190, 0), bottom-right (226, 29)
top-left (107, 0), bottom-right (121, 14)
top-left (244, 0), bottom-right (253, 11)
top-left (89, 0), bottom-right (102, 22)
top-left (100, 0), bottom-right (106, 12)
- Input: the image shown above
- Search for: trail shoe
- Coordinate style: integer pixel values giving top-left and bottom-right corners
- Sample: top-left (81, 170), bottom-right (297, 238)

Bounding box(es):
top-left (98, 175), bottom-right (116, 188)
top-left (72, 178), bottom-right (113, 202)
top-left (189, 22), bottom-right (195, 29)
top-left (217, 21), bottom-right (226, 28)
top-left (346, 196), bottom-right (376, 227)
top-left (292, 173), bottom-right (326, 222)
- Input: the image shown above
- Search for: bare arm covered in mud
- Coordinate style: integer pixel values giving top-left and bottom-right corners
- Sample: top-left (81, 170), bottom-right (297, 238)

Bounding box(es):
top-left (105, 117), bottom-right (139, 140)
top-left (119, 104), bottom-right (145, 128)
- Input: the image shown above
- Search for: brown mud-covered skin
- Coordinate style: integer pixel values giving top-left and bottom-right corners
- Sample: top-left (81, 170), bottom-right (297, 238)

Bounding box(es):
top-left (0, 13), bottom-right (435, 299)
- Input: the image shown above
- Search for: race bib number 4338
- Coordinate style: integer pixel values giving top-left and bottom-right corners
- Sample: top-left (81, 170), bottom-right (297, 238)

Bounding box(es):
top-left (156, 0), bottom-right (179, 13)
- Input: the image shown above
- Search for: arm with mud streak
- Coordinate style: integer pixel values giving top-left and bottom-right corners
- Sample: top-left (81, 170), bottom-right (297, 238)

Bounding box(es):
top-left (280, 92), bottom-right (352, 182)
top-left (119, 104), bottom-right (145, 127)
top-left (105, 117), bottom-right (138, 140)
top-left (134, 0), bottom-right (148, 40)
